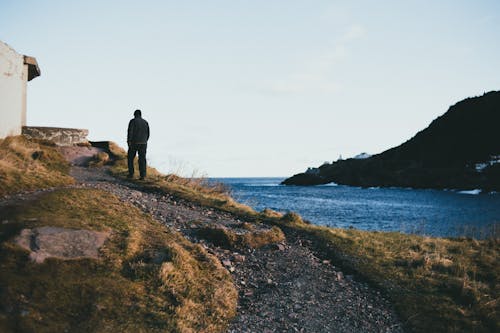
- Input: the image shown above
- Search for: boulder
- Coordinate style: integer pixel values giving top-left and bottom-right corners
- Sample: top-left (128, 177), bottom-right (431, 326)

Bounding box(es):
top-left (15, 226), bottom-right (109, 263)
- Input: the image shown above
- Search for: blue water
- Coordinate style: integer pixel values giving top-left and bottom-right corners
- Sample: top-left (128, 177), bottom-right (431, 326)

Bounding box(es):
top-left (210, 178), bottom-right (500, 238)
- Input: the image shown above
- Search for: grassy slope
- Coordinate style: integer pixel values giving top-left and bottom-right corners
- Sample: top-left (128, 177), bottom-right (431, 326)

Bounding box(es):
top-left (0, 136), bottom-right (74, 196)
top-left (0, 189), bottom-right (236, 333)
top-left (113, 145), bottom-right (499, 333)
top-left (0, 138), bottom-right (237, 332)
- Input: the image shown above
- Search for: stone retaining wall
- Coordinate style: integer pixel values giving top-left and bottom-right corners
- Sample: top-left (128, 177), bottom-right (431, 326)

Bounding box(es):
top-left (22, 126), bottom-right (89, 146)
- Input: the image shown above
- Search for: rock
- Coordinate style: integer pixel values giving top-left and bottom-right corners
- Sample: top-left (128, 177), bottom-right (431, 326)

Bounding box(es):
top-left (336, 272), bottom-right (344, 281)
top-left (14, 226), bottom-right (109, 263)
top-left (233, 254), bottom-right (246, 262)
top-left (322, 259), bottom-right (331, 265)
top-left (275, 243), bottom-right (286, 251)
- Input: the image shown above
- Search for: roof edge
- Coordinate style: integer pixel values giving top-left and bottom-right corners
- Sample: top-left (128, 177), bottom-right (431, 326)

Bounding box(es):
top-left (23, 55), bottom-right (41, 81)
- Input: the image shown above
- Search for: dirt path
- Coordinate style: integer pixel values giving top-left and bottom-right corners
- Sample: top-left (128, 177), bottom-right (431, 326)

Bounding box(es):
top-left (68, 166), bottom-right (404, 333)
top-left (1, 156), bottom-right (404, 332)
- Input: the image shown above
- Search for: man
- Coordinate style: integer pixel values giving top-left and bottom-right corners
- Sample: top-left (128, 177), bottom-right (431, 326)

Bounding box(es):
top-left (127, 109), bottom-right (150, 180)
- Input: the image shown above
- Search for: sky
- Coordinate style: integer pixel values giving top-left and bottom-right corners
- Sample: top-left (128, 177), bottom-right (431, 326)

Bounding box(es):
top-left (1, 0), bottom-right (499, 177)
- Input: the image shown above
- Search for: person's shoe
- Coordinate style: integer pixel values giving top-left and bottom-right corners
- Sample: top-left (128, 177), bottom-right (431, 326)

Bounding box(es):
top-left (139, 176), bottom-right (145, 180)
top-left (127, 174), bottom-right (133, 179)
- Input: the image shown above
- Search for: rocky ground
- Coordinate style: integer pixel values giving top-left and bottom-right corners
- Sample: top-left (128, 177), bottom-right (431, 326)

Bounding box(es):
top-left (67, 164), bottom-right (404, 333)
top-left (1, 149), bottom-right (405, 332)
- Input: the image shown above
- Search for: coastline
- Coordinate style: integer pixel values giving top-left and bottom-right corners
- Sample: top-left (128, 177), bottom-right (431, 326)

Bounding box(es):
top-left (211, 177), bottom-right (500, 239)
top-left (1, 137), bottom-right (498, 332)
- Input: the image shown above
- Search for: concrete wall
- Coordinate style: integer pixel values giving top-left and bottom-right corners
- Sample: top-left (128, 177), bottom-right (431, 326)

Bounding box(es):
top-left (22, 126), bottom-right (89, 146)
top-left (0, 41), bottom-right (27, 138)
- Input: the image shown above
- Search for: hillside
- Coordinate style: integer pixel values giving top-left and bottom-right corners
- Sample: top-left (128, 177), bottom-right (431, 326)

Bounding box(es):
top-left (283, 91), bottom-right (500, 190)
top-left (0, 136), bottom-right (498, 332)
top-left (0, 137), bottom-right (238, 332)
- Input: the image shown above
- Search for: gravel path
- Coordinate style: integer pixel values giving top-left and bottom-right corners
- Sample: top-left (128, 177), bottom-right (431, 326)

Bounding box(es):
top-left (68, 166), bottom-right (405, 333)
top-left (1, 161), bottom-right (404, 332)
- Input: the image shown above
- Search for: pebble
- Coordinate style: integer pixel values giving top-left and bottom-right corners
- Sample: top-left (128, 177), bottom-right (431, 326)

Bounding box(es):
top-left (233, 254), bottom-right (246, 262)
top-left (275, 243), bottom-right (286, 251)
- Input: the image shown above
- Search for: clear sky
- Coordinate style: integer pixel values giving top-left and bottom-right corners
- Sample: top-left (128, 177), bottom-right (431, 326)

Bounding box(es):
top-left (1, 0), bottom-right (499, 177)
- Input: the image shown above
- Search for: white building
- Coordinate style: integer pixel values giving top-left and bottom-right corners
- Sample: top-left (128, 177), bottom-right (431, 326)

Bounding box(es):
top-left (0, 40), bottom-right (40, 138)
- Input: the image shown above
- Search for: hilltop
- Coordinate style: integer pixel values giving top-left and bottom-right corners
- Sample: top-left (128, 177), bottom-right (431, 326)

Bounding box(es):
top-left (283, 91), bottom-right (500, 191)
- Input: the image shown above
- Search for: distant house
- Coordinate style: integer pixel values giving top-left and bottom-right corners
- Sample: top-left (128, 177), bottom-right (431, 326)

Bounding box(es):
top-left (353, 152), bottom-right (372, 160)
top-left (0, 40), bottom-right (40, 138)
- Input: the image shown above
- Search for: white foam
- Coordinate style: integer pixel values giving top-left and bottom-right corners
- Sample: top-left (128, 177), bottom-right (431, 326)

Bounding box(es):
top-left (458, 189), bottom-right (482, 195)
top-left (321, 182), bottom-right (339, 186)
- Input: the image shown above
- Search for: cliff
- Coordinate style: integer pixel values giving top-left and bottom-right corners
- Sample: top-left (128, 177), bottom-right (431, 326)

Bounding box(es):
top-left (283, 91), bottom-right (500, 190)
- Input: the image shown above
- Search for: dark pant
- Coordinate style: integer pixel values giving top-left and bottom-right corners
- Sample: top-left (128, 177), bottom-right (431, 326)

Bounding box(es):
top-left (128, 143), bottom-right (147, 177)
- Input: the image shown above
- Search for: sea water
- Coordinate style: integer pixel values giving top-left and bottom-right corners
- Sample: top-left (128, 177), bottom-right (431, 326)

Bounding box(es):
top-left (210, 178), bottom-right (500, 238)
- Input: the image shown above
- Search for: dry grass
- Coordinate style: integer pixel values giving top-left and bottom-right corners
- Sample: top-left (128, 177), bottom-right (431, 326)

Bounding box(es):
top-left (106, 144), bottom-right (256, 218)
top-left (88, 152), bottom-right (110, 167)
top-left (0, 188), bottom-right (237, 332)
top-left (0, 136), bottom-right (74, 197)
top-left (197, 225), bottom-right (285, 250)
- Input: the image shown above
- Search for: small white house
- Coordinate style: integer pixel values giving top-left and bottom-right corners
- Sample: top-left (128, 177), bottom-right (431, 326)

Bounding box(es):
top-left (0, 40), bottom-right (40, 138)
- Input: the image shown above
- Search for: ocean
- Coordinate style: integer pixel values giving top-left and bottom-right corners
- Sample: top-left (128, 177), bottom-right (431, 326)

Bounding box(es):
top-left (210, 178), bottom-right (500, 238)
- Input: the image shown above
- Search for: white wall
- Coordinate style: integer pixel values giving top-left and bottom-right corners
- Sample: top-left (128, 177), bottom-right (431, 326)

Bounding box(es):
top-left (0, 41), bottom-right (27, 138)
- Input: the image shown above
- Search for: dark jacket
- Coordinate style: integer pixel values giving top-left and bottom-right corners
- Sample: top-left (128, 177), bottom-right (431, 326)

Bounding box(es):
top-left (127, 116), bottom-right (150, 144)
